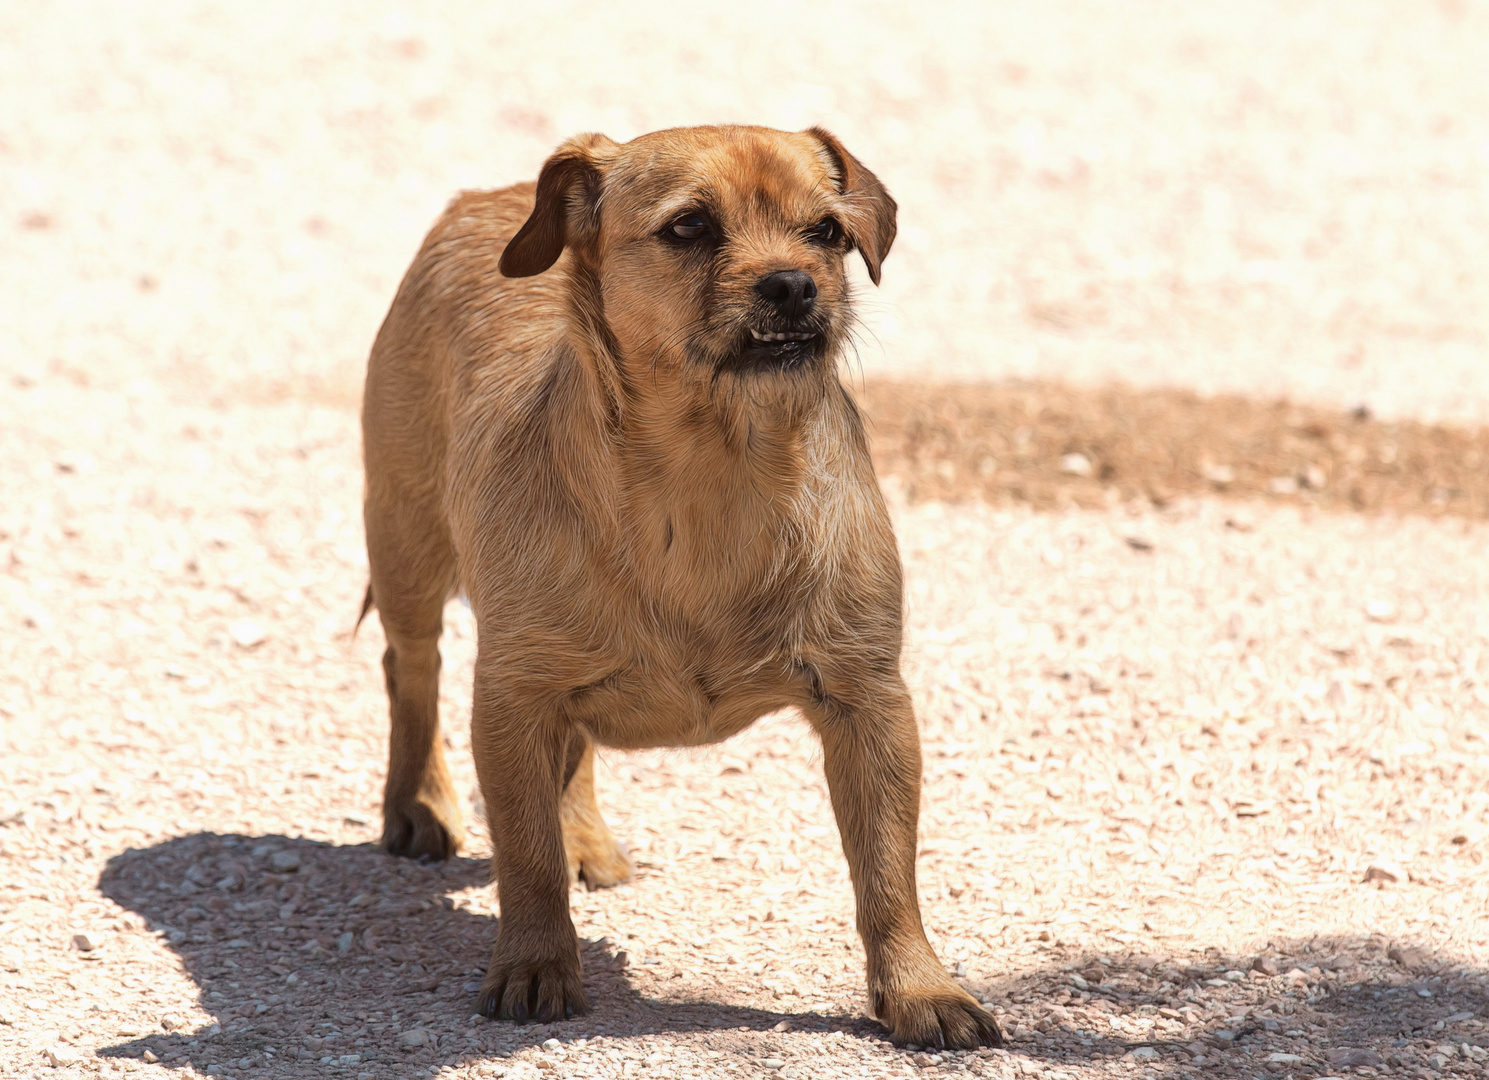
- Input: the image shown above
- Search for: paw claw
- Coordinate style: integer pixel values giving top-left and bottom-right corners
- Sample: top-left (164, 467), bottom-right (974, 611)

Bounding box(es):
top-left (382, 793), bottom-right (464, 861)
top-left (479, 949), bottom-right (588, 1026)
top-left (878, 984), bottom-right (1004, 1050)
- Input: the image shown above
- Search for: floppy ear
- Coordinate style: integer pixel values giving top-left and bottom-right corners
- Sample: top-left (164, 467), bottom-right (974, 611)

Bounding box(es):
top-left (499, 134), bottom-right (613, 278)
top-left (809, 127), bottom-right (898, 286)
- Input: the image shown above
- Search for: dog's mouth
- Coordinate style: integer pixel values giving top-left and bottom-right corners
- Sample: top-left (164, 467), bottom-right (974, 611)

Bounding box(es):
top-left (748, 328), bottom-right (816, 344)
top-left (727, 325), bottom-right (824, 372)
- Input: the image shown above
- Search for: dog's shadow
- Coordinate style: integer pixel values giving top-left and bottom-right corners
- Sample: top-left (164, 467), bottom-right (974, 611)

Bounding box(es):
top-left (96, 832), bottom-right (841, 1073)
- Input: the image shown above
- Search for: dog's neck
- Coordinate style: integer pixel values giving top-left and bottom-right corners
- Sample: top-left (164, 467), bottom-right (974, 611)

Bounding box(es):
top-left (553, 327), bottom-right (854, 588)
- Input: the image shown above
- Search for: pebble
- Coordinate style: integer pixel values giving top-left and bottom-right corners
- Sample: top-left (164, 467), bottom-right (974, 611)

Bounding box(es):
top-left (71, 931), bottom-right (103, 952)
top-left (399, 1028), bottom-right (430, 1047)
top-left (228, 617), bottom-right (268, 648)
top-left (43, 1046), bottom-right (78, 1066)
top-left (160, 1013), bottom-right (184, 1030)
top-left (1059, 453), bottom-right (1093, 477)
top-left (337, 931), bottom-right (354, 953)
top-left (1388, 945), bottom-right (1429, 968)
top-left (542, 1038), bottom-right (562, 1051)
top-left (1251, 956), bottom-right (1279, 976)
top-left (1128, 1047), bottom-right (1159, 1060)
top-left (760, 1058), bottom-right (785, 1070)
top-left (1269, 1053), bottom-right (1305, 1064)
top-left (1364, 599), bottom-right (1398, 622)
top-left (1329, 1048), bottom-right (1384, 1068)
top-left (1364, 861), bottom-right (1405, 884)
top-left (269, 851), bottom-right (301, 872)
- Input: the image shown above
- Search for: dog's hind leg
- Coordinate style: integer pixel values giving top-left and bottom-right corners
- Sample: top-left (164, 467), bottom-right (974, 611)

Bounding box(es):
top-left (365, 506), bottom-right (464, 861)
top-left (559, 733), bottom-right (633, 889)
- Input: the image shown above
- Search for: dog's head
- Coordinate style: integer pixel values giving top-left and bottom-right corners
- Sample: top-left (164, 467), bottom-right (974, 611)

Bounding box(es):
top-left (500, 125), bottom-right (896, 399)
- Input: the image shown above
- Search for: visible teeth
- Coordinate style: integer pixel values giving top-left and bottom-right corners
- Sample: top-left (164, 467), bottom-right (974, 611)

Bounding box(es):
top-left (749, 329), bottom-right (815, 343)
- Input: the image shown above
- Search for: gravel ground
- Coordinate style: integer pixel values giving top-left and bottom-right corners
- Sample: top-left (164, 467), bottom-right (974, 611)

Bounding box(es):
top-left (5, 3), bottom-right (1489, 1080)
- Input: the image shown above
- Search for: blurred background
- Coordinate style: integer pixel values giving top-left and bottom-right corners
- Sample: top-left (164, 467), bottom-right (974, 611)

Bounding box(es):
top-left (4, 0), bottom-right (1488, 420)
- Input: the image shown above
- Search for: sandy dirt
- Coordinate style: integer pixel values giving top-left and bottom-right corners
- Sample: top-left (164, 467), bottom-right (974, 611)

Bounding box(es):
top-left (4, 3), bottom-right (1489, 1080)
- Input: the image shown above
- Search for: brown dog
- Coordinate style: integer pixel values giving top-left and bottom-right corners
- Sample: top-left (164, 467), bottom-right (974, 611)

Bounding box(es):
top-left (359, 124), bottom-right (1002, 1049)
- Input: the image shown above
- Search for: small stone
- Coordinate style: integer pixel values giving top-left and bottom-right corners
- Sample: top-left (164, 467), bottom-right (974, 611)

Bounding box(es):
top-left (1389, 945), bottom-right (1430, 968)
top-left (1059, 453), bottom-right (1093, 477)
top-left (1203, 463), bottom-right (1236, 487)
top-left (228, 618), bottom-right (267, 648)
top-left (1213, 1029), bottom-right (1236, 1042)
top-left (955, 961), bottom-right (968, 978)
top-left (1364, 861), bottom-right (1405, 884)
top-left (542, 1039), bottom-right (561, 1051)
top-left (269, 851), bottom-right (301, 873)
top-left (142, 1049), bottom-right (159, 1063)
top-left (1222, 970), bottom-right (1245, 981)
top-left (43, 1046), bottom-right (78, 1067)
top-left (160, 1013), bottom-right (184, 1031)
top-left (1300, 464), bottom-right (1328, 490)
top-left (1123, 534), bottom-right (1154, 552)
top-left (336, 932), bottom-right (354, 953)
top-left (1365, 599), bottom-right (1398, 623)
top-left (1068, 973), bottom-right (1089, 990)
top-left (398, 1028), bottom-right (430, 1047)
top-left (1224, 511), bottom-right (1255, 532)
top-left (760, 1058), bottom-right (785, 1070)
top-left (772, 1020), bottom-right (792, 1032)
top-left (1429, 1053), bottom-right (1450, 1069)
top-left (71, 932), bottom-right (103, 952)
top-left (1268, 1053), bottom-right (1305, 1064)
top-left (1328, 1048), bottom-right (1384, 1068)
top-left (1267, 476), bottom-right (1299, 496)
top-left (1252, 956), bottom-right (1279, 976)
top-left (1128, 1047), bottom-right (1159, 1060)
top-left (348, 892), bottom-right (375, 909)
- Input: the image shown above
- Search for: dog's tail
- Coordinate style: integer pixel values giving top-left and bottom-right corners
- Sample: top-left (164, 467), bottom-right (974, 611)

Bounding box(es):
top-left (352, 584), bottom-right (375, 639)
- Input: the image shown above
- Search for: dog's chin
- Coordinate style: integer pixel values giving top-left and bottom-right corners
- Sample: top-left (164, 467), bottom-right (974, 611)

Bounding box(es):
top-left (717, 331), bottom-right (827, 376)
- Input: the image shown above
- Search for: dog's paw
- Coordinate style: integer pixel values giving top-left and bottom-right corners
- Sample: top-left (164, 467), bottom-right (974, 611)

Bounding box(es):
top-left (478, 948), bottom-right (588, 1024)
top-left (571, 836), bottom-right (634, 890)
top-left (875, 983), bottom-right (1004, 1049)
top-left (381, 794), bottom-right (464, 861)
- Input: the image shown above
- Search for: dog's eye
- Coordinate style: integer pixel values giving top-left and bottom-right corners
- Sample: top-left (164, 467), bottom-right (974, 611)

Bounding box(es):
top-left (667, 214), bottom-right (710, 241)
top-left (807, 217), bottom-right (841, 244)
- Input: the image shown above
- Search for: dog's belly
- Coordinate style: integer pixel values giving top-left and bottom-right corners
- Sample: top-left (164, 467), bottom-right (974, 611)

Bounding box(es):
top-left (566, 658), bottom-right (797, 750)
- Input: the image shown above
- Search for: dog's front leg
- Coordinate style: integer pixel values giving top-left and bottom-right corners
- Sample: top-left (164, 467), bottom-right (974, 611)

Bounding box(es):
top-left (472, 672), bottom-right (587, 1023)
top-left (811, 681), bottom-right (1003, 1049)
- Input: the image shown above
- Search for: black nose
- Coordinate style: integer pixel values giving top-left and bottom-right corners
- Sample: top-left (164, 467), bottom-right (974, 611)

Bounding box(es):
top-left (755, 270), bottom-right (817, 321)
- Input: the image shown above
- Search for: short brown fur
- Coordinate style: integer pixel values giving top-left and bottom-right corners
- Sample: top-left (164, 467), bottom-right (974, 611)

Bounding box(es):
top-left (361, 124), bottom-right (1002, 1047)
